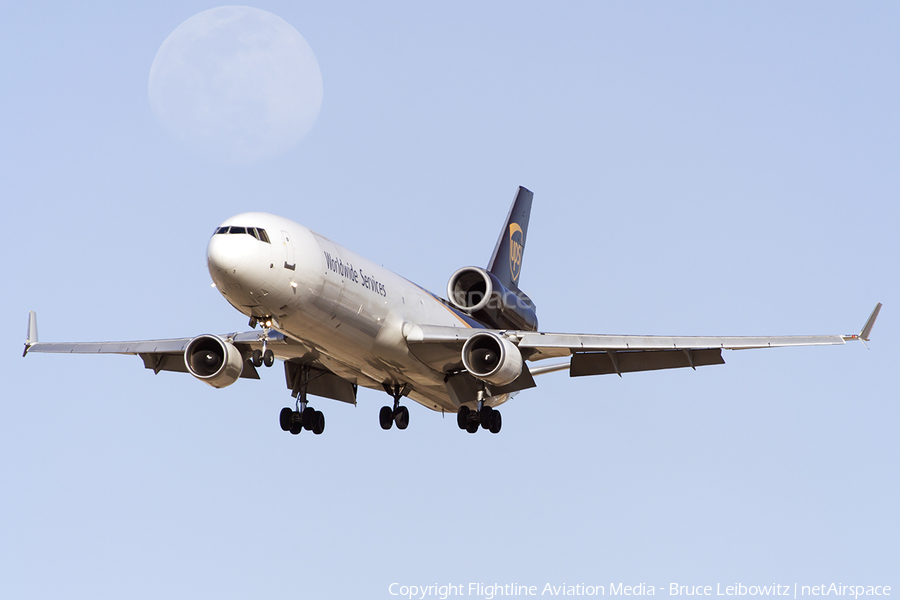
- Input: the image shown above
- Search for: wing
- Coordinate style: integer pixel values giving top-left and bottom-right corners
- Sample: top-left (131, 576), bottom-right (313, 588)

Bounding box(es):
top-left (23, 311), bottom-right (359, 403)
top-left (406, 303), bottom-right (882, 377)
top-left (22, 312), bottom-right (291, 380)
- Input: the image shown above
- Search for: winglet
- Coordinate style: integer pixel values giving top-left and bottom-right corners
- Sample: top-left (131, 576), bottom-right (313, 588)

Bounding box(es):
top-left (843, 302), bottom-right (882, 345)
top-left (859, 302), bottom-right (882, 342)
top-left (23, 311), bottom-right (38, 357)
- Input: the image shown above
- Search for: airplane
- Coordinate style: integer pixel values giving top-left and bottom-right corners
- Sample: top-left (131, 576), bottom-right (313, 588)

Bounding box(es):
top-left (24, 187), bottom-right (882, 436)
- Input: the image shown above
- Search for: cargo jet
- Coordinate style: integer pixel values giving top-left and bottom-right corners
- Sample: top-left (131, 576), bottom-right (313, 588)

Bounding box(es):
top-left (24, 188), bottom-right (881, 436)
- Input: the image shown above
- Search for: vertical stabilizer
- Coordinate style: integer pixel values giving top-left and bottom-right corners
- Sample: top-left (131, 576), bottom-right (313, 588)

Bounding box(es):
top-left (487, 186), bottom-right (533, 291)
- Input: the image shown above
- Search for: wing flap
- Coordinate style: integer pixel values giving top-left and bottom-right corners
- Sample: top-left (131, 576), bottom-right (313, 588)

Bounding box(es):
top-left (138, 352), bottom-right (260, 379)
top-left (140, 352), bottom-right (189, 373)
top-left (571, 348), bottom-right (724, 377)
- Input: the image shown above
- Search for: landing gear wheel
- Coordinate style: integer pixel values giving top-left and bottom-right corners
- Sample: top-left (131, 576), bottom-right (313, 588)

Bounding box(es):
top-left (379, 406), bottom-right (394, 430)
top-left (479, 406), bottom-right (494, 430)
top-left (394, 406), bottom-right (410, 430)
top-left (466, 421), bottom-right (480, 434)
top-left (489, 410), bottom-right (502, 434)
top-left (301, 407), bottom-right (317, 431)
top-left (279, 407), bottom-right (293, 431)
top-left (456, 406), bottom-right (470, 430)
top-left (251, 349), bottom-right (263, 368)
top-left (263, 349), bottom-right (275, 367)
top-left (382, 383), bottom-right (410, 431)
top-left (312, 411), bottom-right (325, 435)
top-left (283, 363), bottom-right (328, 437)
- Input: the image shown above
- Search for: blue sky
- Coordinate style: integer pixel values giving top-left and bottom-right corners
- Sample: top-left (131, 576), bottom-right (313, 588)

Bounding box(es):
top-left (2, 3), bottom-right (897, 599)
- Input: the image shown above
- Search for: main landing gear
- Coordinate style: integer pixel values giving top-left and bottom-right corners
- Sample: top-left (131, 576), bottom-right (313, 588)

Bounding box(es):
top-left (380, 383), bottom-right (410, 430)
top-left (280, 405), bottom-right (325, 435)
top-left (279, 363), bottom-right (325, 436)
top-left (457, 387), bottom-right (502, 434)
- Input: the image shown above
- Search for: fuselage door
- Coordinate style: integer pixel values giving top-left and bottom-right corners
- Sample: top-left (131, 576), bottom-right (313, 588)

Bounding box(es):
top-left (281, 231), bottom-right (296, 271)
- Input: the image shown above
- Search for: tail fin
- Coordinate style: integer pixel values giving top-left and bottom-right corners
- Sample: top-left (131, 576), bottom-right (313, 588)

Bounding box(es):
top-left (487, 186), bottom-right (533, 291)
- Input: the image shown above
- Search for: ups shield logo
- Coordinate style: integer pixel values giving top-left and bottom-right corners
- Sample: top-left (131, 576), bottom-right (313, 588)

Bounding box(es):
top-left (508, 223), bottom-right (524, 283)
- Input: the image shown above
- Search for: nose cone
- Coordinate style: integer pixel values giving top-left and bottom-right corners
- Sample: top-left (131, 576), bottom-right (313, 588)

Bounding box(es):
top-left (207, 234), bottom-right (242, 273)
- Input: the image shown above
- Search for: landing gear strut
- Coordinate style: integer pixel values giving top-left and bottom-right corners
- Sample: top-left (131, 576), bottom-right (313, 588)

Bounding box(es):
top-left (250, 318), bottom-right (277, 368)
top-left (456, 387), bottom-right (502, 434)
top-left (380, 383), bottom-right (410, 430)
top-left (279, 363), bottom-right (325, 435)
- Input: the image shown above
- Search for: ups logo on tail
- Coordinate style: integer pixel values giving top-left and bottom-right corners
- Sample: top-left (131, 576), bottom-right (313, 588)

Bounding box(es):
top-left (508, 223), bottom-right (524, 283)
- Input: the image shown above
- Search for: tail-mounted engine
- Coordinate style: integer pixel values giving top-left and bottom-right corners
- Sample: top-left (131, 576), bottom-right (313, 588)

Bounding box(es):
top-left (184, 334), bottom-right (244, 388)
top-left (447, 266), bottom-right (538, 331)
top-left (461, 331), bottom-right (523, 386)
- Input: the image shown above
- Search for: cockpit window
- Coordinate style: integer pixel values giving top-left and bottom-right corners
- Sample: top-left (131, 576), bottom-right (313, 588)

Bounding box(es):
top-left (213, 225), bottom-right (271, 243)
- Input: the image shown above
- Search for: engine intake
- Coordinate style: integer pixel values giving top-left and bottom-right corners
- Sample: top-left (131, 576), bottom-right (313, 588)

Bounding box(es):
top-left (447, 267), bottom-right (538, 331)
top-left (462, 332), bottom-right (523, 387)
top-left (184, 334), bottom-right (244, 388)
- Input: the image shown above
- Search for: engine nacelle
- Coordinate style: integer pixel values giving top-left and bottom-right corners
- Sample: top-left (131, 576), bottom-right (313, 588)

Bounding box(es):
top-left (184, 334), bottom-right (244, 388)
top-left (461, 331), bottom-right (523, 387)
top-left (446, 267), bottom-right (538, 331)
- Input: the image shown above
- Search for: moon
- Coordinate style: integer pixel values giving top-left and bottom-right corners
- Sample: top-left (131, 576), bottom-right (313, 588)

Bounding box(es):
top-left (148, 6), bottom-right (323, 165)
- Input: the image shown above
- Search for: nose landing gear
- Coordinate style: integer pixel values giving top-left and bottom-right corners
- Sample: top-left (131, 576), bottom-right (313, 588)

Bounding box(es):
top-left (250, 348), bottom-right (275, 368)
top-left (249, 318), bottom-right (277, 368)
